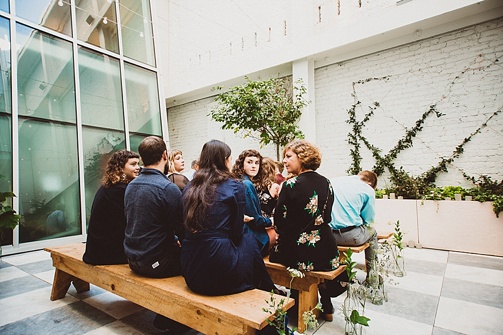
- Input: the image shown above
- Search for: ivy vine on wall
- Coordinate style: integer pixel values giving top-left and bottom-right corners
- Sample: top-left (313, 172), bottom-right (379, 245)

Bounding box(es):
top-left (344, 61), bottom-right (502, 216)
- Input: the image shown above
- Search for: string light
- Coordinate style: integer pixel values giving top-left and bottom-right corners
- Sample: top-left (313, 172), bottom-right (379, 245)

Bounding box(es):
top-left (58, 0), bottom-right (63, 6)
top-left (103, 17), bottom-right (108, 24)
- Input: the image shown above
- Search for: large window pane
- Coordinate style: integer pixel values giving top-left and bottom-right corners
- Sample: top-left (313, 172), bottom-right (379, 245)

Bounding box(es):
top-left (18, 119), bottom-right (81, 243)
top-left (0, 114), bottom-right (11, 191)
top-left (79, 47), bottom-right (124, 129)
top-left (82, 127), bottom-right (125, 225)
top-left (76, 0), bottom-right (119, 53)
top-left (0, 17), bottom-right (10, 114)
top-left (119, 0), bottom-right (155, 66)
top-left (0, 114), bottom-right (12, 246)
top-left (15, 0), bottom-right (72, 36)
top-left (124, 62), bottom-right (161, 135)
top-left (17, 24), bottom-right (76, 123)
top-left (0, 0), bottom-right (8, 13)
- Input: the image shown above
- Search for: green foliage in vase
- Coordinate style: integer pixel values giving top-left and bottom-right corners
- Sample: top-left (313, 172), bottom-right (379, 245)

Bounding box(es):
top-left (393, 220), bottom-right (404, 252)
top-left (210, 76), bottom-right (308, 161)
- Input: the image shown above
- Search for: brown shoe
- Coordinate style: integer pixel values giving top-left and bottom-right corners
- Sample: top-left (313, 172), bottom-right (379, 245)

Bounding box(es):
top-left (324, 313), bottom-right (333, 322)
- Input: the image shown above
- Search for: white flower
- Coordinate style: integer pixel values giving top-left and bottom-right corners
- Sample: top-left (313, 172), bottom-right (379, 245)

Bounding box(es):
top-left (287, 267), bottom-right (305, 278)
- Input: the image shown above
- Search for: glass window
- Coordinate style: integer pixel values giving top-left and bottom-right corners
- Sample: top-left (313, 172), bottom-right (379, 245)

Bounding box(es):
top-left (124, 62), bottom-right (161, 136)
top-left (82, 127), bottom-right (125, 225)
top-left (0, 17), bottom-right (10, 114)
top-left (15, 0), bottom-right (72, 36)
top-left (0, 114), bottom-right (11, 192)
top-left (79, 47), bottom-right (124, 129)
top-left (16, 24), bottom-right (76, 123)
top-left (18, 119), bottom-right (81, 243)
top-left (0, 0), bottom-right (8, 13)
top-left (76, 0), bottom-right (119, 53)
top-left (119, 0), bottom-right (155, 66)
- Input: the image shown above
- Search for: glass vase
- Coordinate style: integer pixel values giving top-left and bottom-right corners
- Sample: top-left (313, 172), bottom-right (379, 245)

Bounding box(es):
top-left (343, 283), bottom-right (366, 335)
top-left (365, 259), bottom-right (384, 305)
top-left (392, 246), bottom-right (406, 277)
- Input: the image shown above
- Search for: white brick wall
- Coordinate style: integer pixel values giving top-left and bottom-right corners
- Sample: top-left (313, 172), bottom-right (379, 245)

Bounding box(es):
top-left (167, 18), bottom-right (503, 189)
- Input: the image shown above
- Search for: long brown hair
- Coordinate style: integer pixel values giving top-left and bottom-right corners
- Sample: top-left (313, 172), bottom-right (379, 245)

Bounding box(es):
top-left (182, 140), bottom-right (234, 232)
top-left (102, 150), bottom-right (140, 187)
top-left (257, 157), bottom-right (277, 191)
top-left (232, 149), bottom-right (263, 188)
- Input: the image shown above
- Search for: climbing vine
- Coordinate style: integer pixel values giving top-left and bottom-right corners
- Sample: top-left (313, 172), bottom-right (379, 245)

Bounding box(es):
top-left (345, 64), bottom-right (502, 215)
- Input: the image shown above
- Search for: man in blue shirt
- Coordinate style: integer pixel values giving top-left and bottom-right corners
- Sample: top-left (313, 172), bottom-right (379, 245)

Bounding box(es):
top-left (329, 170), bottom-right (378, 273)
top-left (124, 136), bottom-right (188, 332)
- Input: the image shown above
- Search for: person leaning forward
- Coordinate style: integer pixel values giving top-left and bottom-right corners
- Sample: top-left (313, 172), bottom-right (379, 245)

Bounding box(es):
top-left (124, 136), bottom-right (189, 332)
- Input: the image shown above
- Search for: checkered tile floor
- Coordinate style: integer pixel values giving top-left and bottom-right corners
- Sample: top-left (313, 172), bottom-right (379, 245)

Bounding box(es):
top-left (1, 247), bottom-right (502, 334)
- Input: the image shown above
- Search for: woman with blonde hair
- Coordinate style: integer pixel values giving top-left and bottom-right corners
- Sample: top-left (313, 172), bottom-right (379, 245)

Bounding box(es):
top-left (271, 139), bottom-right (347, 321)
top-left (83, 150), bottom-right (140, 265)
top-left (167, 148), bottom-right (190, 191)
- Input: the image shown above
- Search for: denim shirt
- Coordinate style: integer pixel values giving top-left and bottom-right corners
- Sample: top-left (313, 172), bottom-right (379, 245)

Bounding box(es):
top-left (124, 168), bottom-right (184, 263)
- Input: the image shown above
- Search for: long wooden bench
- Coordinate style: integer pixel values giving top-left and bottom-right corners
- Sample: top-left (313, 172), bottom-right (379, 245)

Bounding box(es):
top-left (263, 256), bottom-right (346, 333)
top-left (45, 243), bottom-right (294, 335)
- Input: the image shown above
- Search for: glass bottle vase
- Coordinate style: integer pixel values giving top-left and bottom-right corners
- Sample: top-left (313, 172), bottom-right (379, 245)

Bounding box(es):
top-left (343, 283), bottom-right (366, 335)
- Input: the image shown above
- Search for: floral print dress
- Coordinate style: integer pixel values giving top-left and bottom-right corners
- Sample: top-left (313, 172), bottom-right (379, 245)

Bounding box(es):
top-left (272, 171), bottom-right (340, 271)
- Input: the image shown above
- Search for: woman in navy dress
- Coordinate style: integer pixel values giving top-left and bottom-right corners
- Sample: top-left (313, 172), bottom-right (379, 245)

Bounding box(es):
top-left (181, 140), bottom-right (277, 295)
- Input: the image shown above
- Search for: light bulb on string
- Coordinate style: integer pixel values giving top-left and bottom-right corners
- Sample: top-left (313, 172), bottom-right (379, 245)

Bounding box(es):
top-left (103, 17), bottom-right (108, 24)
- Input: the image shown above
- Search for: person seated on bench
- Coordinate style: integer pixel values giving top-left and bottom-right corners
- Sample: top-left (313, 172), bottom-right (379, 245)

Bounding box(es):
top-left (83, 150), bottom-right (140, 265)
top-left (270, 139), bottom-right (347, 322)
top-left (329, 170), bottom-right (378, 274)
top-left (124, 136), bottom-right (188, 332)
top-left (181, 140), bottom-right (279, 296)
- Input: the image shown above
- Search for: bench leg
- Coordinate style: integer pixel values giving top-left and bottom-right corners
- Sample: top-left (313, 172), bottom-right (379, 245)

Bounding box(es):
top-left (72, 278), bottom-right (90, 293)
top-left (50, 269), bottom-right (73, 301)
top-left (297, 284), bottom-right (320, 333)
top-left (50, 269), bottom-right (90, 300)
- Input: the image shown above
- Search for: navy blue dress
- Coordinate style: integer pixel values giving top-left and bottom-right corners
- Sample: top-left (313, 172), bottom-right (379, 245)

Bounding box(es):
top-left (181, 178), bottom-right (274, 296)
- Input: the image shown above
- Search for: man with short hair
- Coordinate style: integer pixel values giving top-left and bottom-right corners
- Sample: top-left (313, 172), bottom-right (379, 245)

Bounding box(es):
top-left (329, 170), bottom-right (379, 272)
top-left (320, 170), bottom-right (379, 321)
top-left (124, 136), bottom-right (187, 331)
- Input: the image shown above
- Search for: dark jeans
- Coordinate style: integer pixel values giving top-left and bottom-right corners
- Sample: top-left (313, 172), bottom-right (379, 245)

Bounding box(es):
top-left (127, 247), bottom-right (182, 278)
top-left (318, 270), bottom-right (349, 314)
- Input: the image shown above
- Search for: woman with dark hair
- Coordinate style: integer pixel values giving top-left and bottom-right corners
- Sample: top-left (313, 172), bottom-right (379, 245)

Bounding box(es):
top-left (271, 139), bottom-right (347, 321)
top-left (232, 149), bottom-right (274, 256)
top-left (180, 140), bottom-right (278, 296)
top-left (83, 149), bottom-right (140, 265)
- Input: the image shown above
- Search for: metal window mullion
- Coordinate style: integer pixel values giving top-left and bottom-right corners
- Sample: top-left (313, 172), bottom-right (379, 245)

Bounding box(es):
top-left (150, 0), bottom-right (168, 144)
top-left (115, 0), bottom-right (130, 150)
top-left (10, 0), bottom-right (19, 247)
top-left (70, 0), bottom-right (87, 242)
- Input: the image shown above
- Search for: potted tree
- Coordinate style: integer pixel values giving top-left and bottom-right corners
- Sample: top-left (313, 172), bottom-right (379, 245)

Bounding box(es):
top-left (210, 76), bottom-right (308, 161)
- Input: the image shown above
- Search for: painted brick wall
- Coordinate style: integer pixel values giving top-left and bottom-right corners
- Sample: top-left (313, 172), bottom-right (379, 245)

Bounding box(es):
top-left (315, 18), bottom-right (503, 187)
top-left (168, 18), bottom-right (503, 188)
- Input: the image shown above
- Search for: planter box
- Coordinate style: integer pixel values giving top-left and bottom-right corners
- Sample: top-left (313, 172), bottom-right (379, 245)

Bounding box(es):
top-left (374, 199), bottom-right (503, 257)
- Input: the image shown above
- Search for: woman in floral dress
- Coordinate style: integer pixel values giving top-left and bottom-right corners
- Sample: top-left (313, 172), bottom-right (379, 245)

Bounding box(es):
top-left (271, 139), bottom-right (347, 321)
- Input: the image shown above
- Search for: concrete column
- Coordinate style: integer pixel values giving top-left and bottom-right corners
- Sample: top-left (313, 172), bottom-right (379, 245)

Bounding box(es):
top-left (293, 58), bottom-right (316, 142)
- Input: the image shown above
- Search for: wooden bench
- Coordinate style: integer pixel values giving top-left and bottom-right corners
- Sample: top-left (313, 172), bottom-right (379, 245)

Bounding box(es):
top-left (337, 232), bottom-right (394, 263)
top-left (45, 243), bottom-right (294, 335)
top-left (263, 256), bottom-right (346, 333)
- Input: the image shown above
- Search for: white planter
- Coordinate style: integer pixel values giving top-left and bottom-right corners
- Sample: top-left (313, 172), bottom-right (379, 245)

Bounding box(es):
top-left (374, 199), bottom-right (503, 257)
